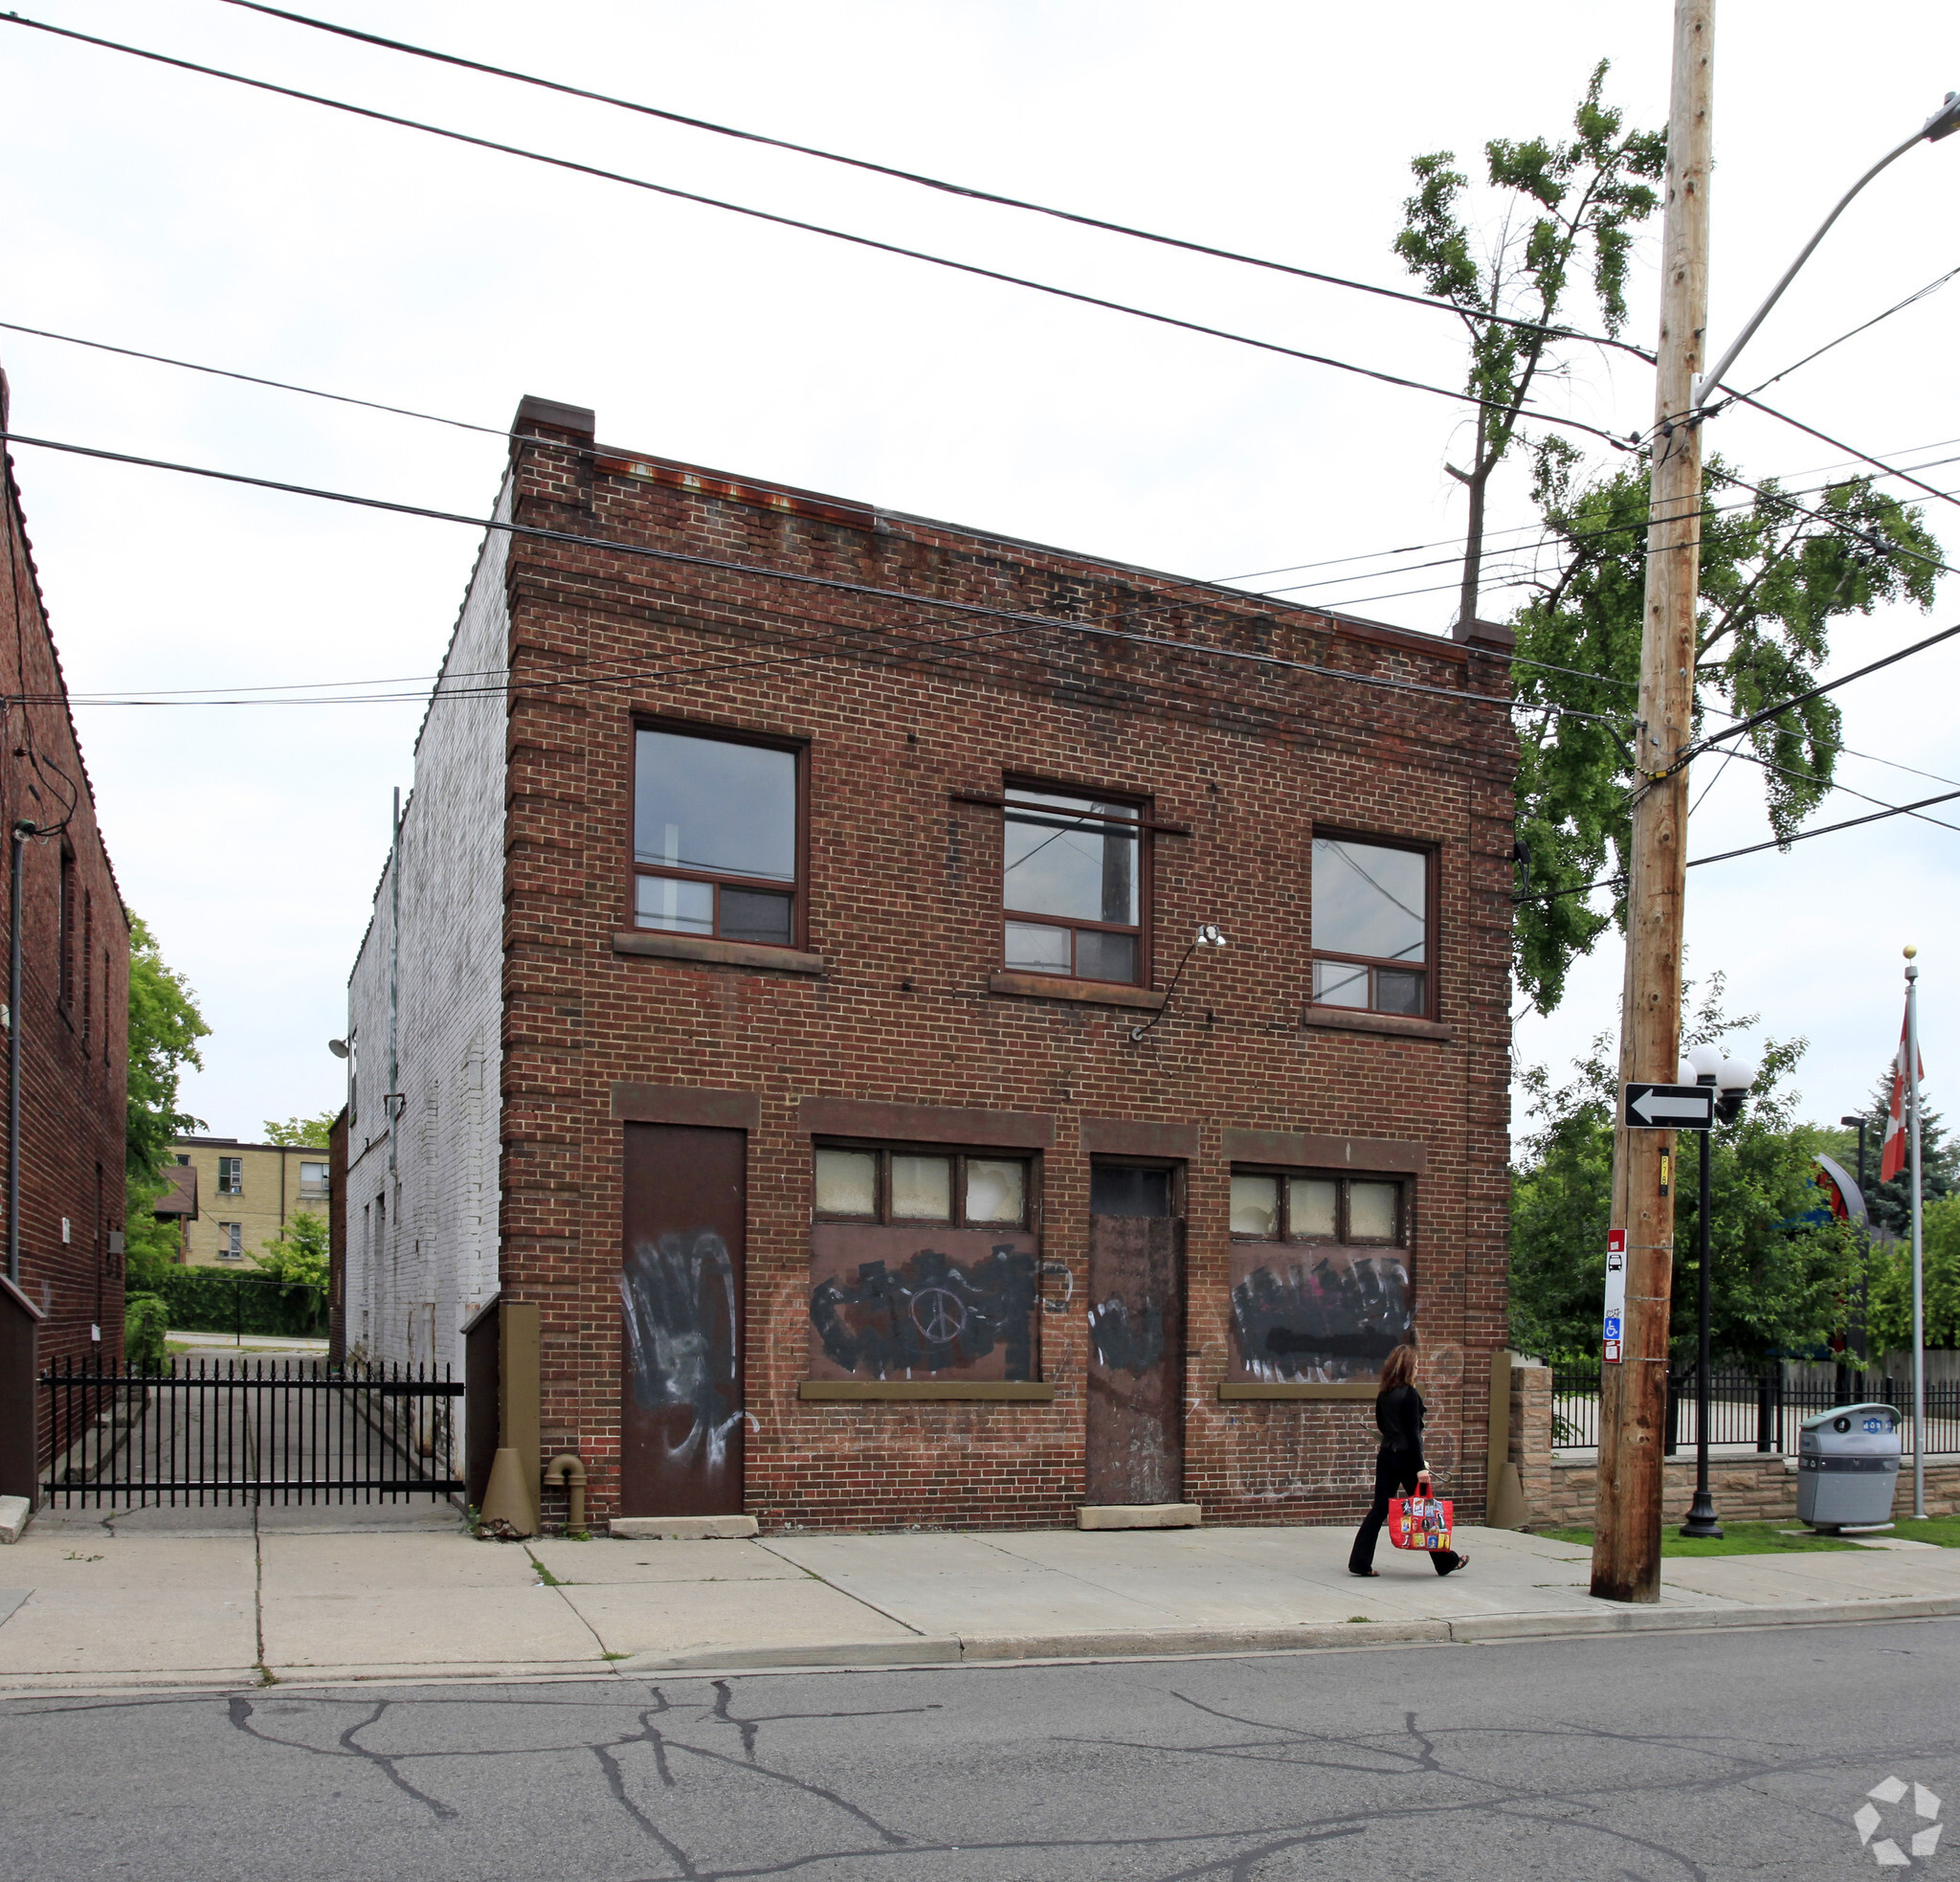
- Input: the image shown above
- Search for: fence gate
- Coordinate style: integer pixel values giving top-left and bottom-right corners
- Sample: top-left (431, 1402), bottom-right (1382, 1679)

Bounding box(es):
top-left (38, 1358), bottom-right (464, 1507)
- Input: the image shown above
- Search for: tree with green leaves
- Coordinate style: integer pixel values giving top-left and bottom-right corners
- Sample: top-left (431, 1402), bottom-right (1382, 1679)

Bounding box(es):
top-left (1510, 978), bottom-right (1860, 1359)
top-left (251, 1209), bottom-right (328, 1293)
top-left (262, 1111), bottom-right (338, 1149)
top-left (1815, 1077), bottom-right (1959, 1240)
top-left (122, 914), bottom-right (210, 1289)
top-left (1864, 1199), bottom-right (1960, 1358)
top-left (125, 913), bottom-right (209, 1183)
top-left (1510, 455), bottom-right (1940, 1011)
top-left (1394, 60), bottom-right (1664, 630)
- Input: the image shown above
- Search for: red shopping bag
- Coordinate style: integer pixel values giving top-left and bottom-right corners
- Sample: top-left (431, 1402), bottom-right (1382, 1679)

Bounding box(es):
top-left (1388, 1495), bottom-right (1454, 1552)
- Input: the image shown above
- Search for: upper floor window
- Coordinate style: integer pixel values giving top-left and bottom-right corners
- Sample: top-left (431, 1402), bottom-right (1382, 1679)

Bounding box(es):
top-left (634, 727), bottom-right (799, 947)
top-left (1002, 786), bottom-right (1143, 984)
top-left (1310, 836), bottom-right (1431, 1018)
top-left (299, 1160), bottom-right (328, 1199)
top-left (217, 1155), bottom-right (243, 1195)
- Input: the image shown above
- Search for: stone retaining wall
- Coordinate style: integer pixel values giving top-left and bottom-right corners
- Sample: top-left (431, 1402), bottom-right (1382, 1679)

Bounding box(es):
top-left (1533, 1451), bottom-right (1960, 1531)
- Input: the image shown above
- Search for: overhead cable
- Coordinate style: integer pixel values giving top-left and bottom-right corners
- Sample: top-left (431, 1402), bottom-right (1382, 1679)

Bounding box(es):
top-left (218, 0), bottom-right (1638, 356)
top-left (0, 11), bottom-right (1639, 450)
top-left (0, 426), bottom-right (1629, 726)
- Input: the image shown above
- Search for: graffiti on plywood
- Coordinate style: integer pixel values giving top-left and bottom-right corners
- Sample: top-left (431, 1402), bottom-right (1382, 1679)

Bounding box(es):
top-left (1228, 1245), bottom-right (1411, 1383)
top-left (809, 1239), bottom-right (1037, 1380)
top-left (620, 1229), bottom-right (742, 1468)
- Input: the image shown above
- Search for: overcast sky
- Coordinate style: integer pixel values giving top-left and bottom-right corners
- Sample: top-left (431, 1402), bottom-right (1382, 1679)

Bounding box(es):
top-left (0, 0), bottom-right (1954, 1146)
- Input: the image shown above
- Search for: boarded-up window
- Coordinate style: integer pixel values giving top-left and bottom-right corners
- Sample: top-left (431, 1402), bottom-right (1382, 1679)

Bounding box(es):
top-left (1226, 1170), bottom-right (1412, 1382)
top-left (807, 1143), bottom-right (1038, 1381)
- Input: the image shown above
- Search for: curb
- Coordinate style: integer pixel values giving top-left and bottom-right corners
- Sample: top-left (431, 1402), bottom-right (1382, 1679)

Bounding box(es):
top-left (3, 1593), bottom-right (1956, 1699)
top-left (615, 1591), bottom-right (1960, 1674)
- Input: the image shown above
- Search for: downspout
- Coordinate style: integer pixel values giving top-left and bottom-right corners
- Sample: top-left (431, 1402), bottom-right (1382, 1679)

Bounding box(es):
top-left (7, 818), bottom-right (32, 1287)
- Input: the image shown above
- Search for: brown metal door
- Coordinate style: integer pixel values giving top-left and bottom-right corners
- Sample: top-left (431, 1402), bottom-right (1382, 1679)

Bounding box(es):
top-left (1085, 1202), bottom-right (1185, 1506)
top-left (619, 1123), bottom-right (746, 1518)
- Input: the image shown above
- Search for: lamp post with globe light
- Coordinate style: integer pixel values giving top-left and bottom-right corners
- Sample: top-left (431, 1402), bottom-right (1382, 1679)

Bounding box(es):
top-left (1678, 1042), bottom-right (1756, 1539)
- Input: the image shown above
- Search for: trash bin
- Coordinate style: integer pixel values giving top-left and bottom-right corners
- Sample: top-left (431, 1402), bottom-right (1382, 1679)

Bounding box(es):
top-left (1797, 1402), bottom-right (1903, 1530)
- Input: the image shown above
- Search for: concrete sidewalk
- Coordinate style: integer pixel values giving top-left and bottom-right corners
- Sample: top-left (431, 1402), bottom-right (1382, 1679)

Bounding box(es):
top-left (3, 1504), bottom-right (1958, 1694)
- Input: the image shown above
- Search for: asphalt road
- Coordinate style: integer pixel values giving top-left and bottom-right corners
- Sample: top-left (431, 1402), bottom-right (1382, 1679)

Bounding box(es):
top-left (5, 1619), bottom-right (1957, 1880)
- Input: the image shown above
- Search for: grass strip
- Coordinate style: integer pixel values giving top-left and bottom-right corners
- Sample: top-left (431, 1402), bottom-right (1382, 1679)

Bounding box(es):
top-left (1542, 1520), bottom-right (1860, 1557)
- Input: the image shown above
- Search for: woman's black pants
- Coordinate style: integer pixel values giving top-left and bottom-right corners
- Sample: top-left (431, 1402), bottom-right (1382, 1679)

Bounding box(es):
top-left (1348, 1447), bottom-right (1461, 1574)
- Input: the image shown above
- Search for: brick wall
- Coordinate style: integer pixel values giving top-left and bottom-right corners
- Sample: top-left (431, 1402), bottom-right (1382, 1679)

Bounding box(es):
top-left (0, 373), bottom-right (131, 1385)
top-left (352, 399), bottom-right (1519, 1531)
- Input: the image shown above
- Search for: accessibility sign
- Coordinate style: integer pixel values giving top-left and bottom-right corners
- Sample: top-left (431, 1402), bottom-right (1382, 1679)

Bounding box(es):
top-left (1622, 1082), bottom-right (1715, 1131)
top-left (1601, 1228), bottom-right (1626, 1364)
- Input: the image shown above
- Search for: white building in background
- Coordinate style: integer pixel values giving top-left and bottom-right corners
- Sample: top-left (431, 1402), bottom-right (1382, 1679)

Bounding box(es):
top-left (341, 477), bottom-right (511, 1373)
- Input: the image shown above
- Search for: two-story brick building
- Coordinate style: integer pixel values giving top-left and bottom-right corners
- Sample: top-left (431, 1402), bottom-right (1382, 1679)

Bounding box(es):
top-left (336, 395), bottom-right (1517, 1532)
top-left (0, 367), bottom-right (132, 1378)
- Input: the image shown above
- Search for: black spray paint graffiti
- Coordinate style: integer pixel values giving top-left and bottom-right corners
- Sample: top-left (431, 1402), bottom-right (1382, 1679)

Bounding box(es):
top-left (810, 1246), bottom-right (1036, 1379)
top-left (620, 1230), bottom-right (742, 1469)
top-left (1086, 1295), bottom-right (1165, 1376)
top-left (1230, 1253), bottom-right (1412, 1382)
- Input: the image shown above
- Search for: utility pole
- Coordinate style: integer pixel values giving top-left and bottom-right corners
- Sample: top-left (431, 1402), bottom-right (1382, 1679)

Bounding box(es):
top-left (1591, 0), bottom-right (1715, 1605)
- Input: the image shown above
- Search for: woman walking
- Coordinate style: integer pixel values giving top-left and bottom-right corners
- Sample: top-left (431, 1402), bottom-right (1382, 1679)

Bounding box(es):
top-left (1348, 1343), bottom-right (1467, 1578)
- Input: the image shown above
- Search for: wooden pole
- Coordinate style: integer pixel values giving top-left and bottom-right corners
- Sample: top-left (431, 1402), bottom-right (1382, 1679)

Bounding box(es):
top-left (1591, 0), bottom-right (1715, 1604)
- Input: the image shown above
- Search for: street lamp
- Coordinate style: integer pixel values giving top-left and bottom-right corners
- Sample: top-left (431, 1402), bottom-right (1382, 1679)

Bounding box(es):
top-left (1694, 91), bottom-right (1960, 411)
top-left (1677, 1042), bottom-right (1756, 1538)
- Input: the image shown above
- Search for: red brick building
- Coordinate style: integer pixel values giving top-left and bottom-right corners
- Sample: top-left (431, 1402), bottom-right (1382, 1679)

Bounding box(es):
top-left (340, 394), bottom-right (1517, 1533)
top-left (0, 369), bottom-right (132, 1382)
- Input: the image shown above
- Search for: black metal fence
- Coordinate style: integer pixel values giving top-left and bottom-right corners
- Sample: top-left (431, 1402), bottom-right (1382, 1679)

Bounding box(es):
top-left (38, 1357), bottom-right (463, 1507)
top-left (1551, 1361), bottom-right (1960, 1456)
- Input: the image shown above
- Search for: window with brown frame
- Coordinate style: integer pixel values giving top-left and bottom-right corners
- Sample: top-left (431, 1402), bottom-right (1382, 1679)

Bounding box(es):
top-left (1309, 835), bottom-right (1433, 1018)
top-left (813, 1144), bottom-right (1032, 1230)
top-left (1002, 785), bottom-right (1145, 984)
top-left (808, 1141), bottom-right (1041, 1383)
top-left (633, 725), bottom-right (801, 947)
top-left (1225, 1167), bottom-right (1413, 1383)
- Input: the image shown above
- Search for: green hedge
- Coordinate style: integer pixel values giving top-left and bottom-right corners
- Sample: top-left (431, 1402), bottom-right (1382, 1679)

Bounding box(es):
top-left (149, 1268), bottom-right (327, 1337)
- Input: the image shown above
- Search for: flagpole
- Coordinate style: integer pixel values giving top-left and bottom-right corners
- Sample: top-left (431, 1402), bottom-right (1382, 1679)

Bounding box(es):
top-left (1905, 945), bottom-right (1926, 1520)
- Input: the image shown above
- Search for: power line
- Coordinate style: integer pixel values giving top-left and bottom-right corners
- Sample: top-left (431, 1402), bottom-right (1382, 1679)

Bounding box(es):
top-left (1689, 787), bottom-right (1960, 868)
top-left (218, 0), bottom-right (1640, 359)
top-left (1733, 262), bottom-right (1960, 405)
top-left (1517, 784), bottom-right (1960, 904)
top-left (0, 425), bottom-right (1631, 727)
top-left (1680, 616), bottom-right (1960, 769)
top-left (0, 11), bottom-right (1640, 453)
top-left (10, 311), bottom-right (1954, 648)
top-left (0, 319), bottom-right (509, 438)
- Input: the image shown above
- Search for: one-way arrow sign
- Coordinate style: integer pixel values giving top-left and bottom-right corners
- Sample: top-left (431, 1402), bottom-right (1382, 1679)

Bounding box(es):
top-left (1622, 1082), bottom-right (1714, 1131)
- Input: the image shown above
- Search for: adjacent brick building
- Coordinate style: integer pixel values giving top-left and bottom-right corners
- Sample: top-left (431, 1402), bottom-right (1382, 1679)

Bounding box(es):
top-left (338, 394), bottom-right (1517, 1532)
top-left (0, 368), bottom-right (132, 1379)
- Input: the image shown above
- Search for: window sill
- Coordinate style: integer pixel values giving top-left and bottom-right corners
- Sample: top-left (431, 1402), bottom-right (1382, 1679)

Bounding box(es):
top-left (612, 930), bottom-right (826, 975)
top-left (988, 972), bottom-right (1166, 1013)
top-left (1218, 1381), bottom-right (1379, 1401)
top-left (799, 1379), bottom-right (1056, 1402)
top-left (1302, 1005), bottom-right (1453, 1042)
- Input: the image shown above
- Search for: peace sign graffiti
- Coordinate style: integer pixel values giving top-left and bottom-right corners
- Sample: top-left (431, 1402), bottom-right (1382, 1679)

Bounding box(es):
top-left (910, 1287), bottom-right (969, 1347)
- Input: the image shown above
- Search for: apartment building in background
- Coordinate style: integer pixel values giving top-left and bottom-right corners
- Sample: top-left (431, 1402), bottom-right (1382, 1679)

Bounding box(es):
top-left (170, 1135), bottom-right (330, 1267)
top-left (335, 395), bottom-right (1518, 1531)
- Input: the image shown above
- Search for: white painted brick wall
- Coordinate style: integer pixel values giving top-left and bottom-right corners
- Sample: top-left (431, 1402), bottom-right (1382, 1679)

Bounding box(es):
top-left (344, 480), bottom-right (510, 1374)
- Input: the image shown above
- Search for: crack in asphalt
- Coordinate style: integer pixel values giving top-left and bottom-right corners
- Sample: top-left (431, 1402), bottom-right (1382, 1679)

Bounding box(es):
top-left (5, 1649), bottom-right (1955, 1880)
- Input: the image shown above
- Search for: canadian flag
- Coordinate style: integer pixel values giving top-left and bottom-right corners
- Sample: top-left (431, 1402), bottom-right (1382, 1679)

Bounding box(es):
top-left (1881, 1009), bottom-right (1924, 1183)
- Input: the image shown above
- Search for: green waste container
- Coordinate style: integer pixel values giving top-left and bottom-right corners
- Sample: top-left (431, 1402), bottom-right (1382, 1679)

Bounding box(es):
top-left (1797, 1402), bottom-right (1902, 1530)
